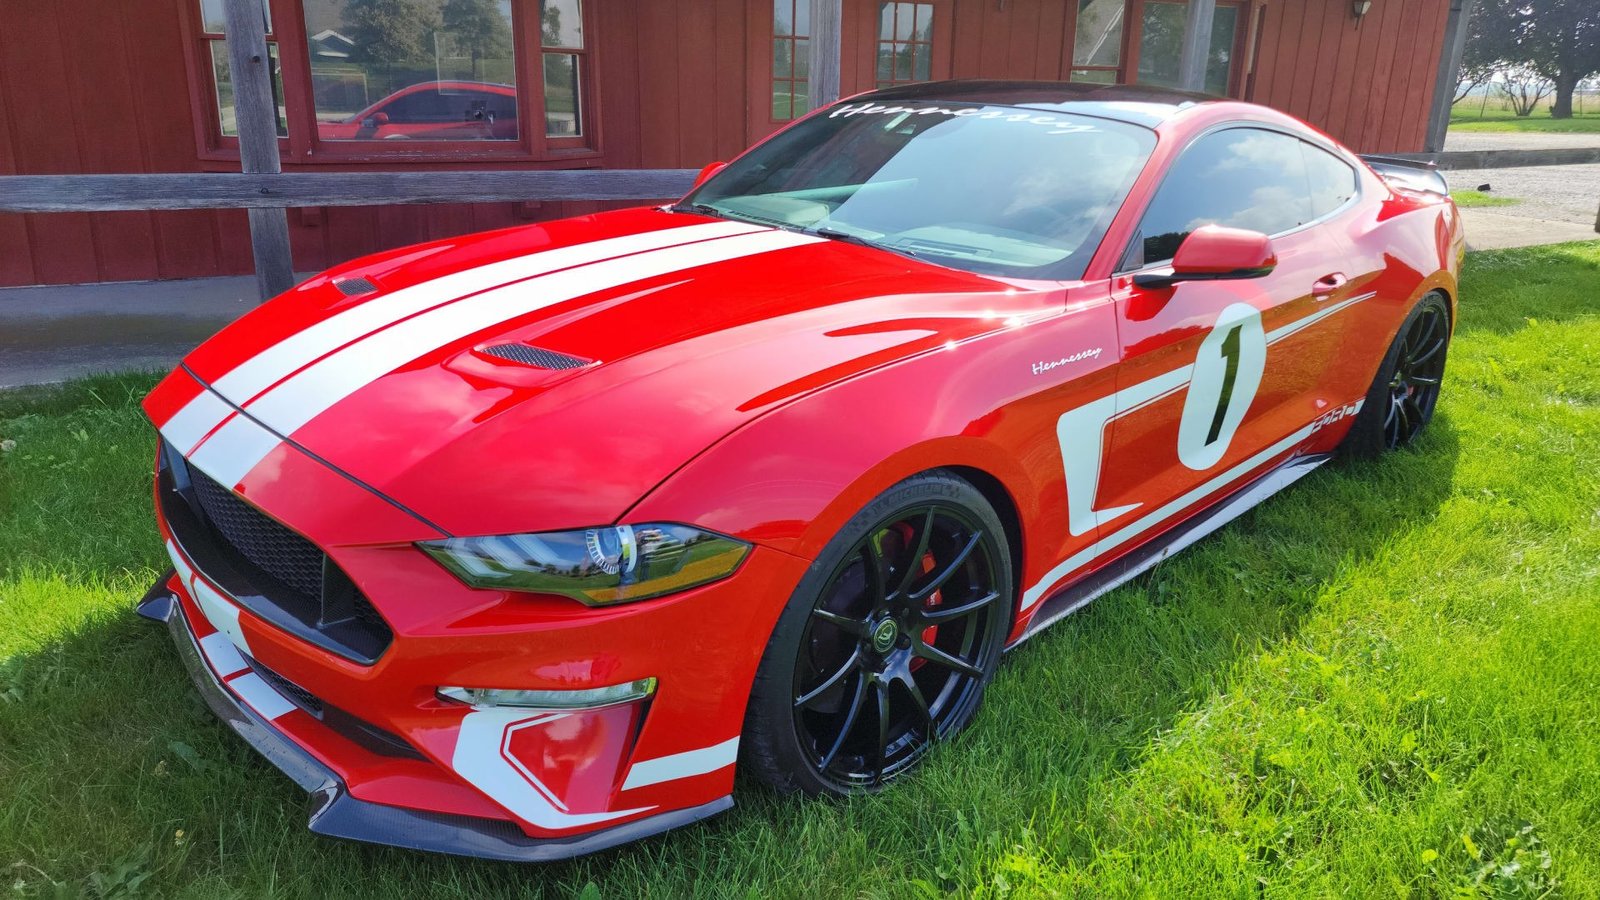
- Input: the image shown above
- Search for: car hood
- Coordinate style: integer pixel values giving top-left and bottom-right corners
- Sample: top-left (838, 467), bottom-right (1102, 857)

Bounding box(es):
top-left (178, 208), bottom-right (1059, 536)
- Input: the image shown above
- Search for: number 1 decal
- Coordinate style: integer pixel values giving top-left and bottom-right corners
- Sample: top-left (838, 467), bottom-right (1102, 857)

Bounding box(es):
top-left (1056, 302), bottom-right (1267, 537)
top-left (1177, 303), bottom-right (1266, 471)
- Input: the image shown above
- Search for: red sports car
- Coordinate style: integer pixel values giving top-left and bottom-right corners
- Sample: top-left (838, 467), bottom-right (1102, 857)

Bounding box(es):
top-left (315, 81), bottom-right (519, 142)
top-left (138, 81), bottom-right (1462, 860)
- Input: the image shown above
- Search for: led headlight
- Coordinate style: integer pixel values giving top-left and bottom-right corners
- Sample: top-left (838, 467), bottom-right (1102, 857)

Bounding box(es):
top-left (418, 523), bottom-right (750, 606)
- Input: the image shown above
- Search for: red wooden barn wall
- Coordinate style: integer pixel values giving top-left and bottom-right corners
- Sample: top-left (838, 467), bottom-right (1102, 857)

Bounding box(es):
top-left (0, 0), bottom-right (1449, 288)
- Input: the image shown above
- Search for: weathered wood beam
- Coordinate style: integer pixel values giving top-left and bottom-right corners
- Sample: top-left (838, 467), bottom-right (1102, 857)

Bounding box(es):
top-left (0, 171), bottom-right (699, 213)
top-left (222, 0), bottom-right (294, 300)
top-left (808, 0), bottom-right (843, 109)
top-left (1424, 0), bottom-right (1476, 153)
top-left (1177, 0), bottom-right (1218, 93)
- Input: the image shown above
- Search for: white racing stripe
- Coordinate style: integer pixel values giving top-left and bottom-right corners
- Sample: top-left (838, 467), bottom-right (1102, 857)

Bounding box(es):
top-left (621, 737), bottom-right (740, 791)
top-left (184, 410), bottom-right (283, 489)
top-left (229, 672), bottom-right (297, 721)
top-left (243, 228), bottom-right (821, 440)
top-left (161, 221), bottom-right (763, 452)
top-left (214, 221), bottom-right (763, 405)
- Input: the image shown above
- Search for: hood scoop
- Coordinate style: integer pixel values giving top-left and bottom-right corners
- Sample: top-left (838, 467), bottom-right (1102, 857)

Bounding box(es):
top-left (480, 342), bottom-right (594, 370)
top-left (333, 276), bottom-right (378, 297)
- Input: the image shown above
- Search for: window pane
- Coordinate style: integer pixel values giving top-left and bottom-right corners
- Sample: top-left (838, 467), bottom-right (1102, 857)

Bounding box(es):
top-left (914, 2), bottom-right (931, 39)
top-left (543, 52), bottom-right (581, 136)
top-left (306, 0), bottom-right (518, 142)
top-left (1137, 2), bottom-right (1239, 94)
top-left (914, 44), bottom-right (930, 81)
top-left (795, 38), bottom-right (810, 79)
top-left (1303, 143), bottom-right (1357, 218)
top-left (1069, 67), bottom-right (1116, 83)
top-left (1136, 128), bottom-right (1313, 265)
top-left (775, 0), bottom-right (793, 37)
top-left (210, 40), bottom-right (288, 137)
top-left (772, 85), bottom-right (792, 120)
top-left (1205, 5), bottom-right (1239, 95)
top-left (541, 0), bottom-right (583, 49)
top-left (201, 0), bottom-right (273, 34)
top-left (895, 2), bottom-right (915, 40)
top-left (773, 38), bottom-right (793, 78)
top-left (794, 0), bottom-right (810, 37)
top-left (1074, 0), bottom-right (1123, 67)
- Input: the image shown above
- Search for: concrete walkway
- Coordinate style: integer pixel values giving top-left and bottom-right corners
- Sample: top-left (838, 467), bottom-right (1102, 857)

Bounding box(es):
top-left (0, 276), bottom-right (292, 388)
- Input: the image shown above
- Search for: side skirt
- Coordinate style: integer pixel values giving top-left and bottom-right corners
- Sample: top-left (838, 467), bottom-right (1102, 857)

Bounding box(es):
top-left (1009, 452), bottom-right (1332, 648)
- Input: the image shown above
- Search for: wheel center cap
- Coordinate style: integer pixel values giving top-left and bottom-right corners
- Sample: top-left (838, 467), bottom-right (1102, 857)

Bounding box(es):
top-left (871, 618), bottom-right (899, 654)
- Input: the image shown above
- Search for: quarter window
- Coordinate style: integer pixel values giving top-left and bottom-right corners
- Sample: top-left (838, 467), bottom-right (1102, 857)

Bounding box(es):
top-left (1133, 128), bottom-right (1313, 266)
top-left (1303, 143), bottom-right (1359, 218)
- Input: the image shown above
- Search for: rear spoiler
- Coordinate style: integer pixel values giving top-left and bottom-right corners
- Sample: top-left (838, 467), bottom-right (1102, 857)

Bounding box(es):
top-left (1359, 154), bottom-right (1449, 196)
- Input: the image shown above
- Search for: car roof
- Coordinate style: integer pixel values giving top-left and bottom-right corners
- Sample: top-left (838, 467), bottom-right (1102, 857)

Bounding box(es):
top-left (850, 80), bottom-right (1219, 128)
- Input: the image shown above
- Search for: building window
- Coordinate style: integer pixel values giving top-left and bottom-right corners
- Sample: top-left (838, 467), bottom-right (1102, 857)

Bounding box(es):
top-left (772, 0), bottom-right (810, 121)
top-left (875, 2), bottom-right (934, 88)
top-left (304, 0), bottom-right (518, 142)
top-left (1071, 0), bottom-right (1124, 83)
top-left (540, 0), bottom-right (585, 137)
top-left (1136, 0), bottom-right (1241, 96)
top-left (191, 0), bottom-right (594, 159)
top-left (200, 0), bottom-right (288, 137)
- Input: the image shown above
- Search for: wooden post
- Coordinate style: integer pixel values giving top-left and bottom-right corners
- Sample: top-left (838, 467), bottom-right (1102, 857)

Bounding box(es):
top-left (808, 0), bottom-right (843, 110)
top-left (222, 0), bottom-right (294, 301)
top-left (1177, 0), bottom-right (1218, 93)
top-left (1425, 0), bottom-right (1475, 153)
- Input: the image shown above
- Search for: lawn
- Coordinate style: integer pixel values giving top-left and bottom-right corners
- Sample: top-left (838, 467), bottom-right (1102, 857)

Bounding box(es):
top-left (1449, 190), bottom-right (1521, 209)
top-left (1449, 103), bottom-right (1600, 134)
top-left (3, 241), bottom-right (1600, 898)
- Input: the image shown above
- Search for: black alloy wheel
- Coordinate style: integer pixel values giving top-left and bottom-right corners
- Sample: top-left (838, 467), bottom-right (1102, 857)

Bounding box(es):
top-left (741, 472), bottom-right (1013, 795)
top-left (1343, 292), bottom-right (1452, 459)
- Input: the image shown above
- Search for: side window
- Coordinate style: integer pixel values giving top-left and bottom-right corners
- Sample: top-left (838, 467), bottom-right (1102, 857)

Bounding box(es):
top-left (1303, 143), bottom-right (1358, 219)
top-left (1133, 128), bottom-right (1313, 266)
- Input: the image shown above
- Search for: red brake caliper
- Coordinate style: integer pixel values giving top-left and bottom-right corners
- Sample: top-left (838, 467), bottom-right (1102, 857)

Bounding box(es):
top-left (891, 523), bottom-right (941, 672)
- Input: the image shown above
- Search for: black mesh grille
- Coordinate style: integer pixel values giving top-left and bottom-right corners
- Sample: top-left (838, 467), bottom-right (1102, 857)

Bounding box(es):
top-left (481, 343), bottom-right (591, 370)
top-left (333, 276), bottom-right (377, 297)
top-left (189, 466), bottom-right (324, 602)
top-left (247, 655), bottom-right (324, 716)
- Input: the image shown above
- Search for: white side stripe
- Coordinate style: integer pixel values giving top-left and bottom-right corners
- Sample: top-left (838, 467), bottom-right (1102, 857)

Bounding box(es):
top-left (244, 228), bottom-right (821, 440)
top-left (229, 672), bottom-right (297, 721)
top-left (188, 575), bottom-right (253, 656)
top-left (1022, 422), bottom-right (1316, 611)
top-left (1265, 292), bottom-right (1375, 344)
top-left (164, 539), bottom-right (195, 587)
top-left (622, 737), bottom-right (740, 790)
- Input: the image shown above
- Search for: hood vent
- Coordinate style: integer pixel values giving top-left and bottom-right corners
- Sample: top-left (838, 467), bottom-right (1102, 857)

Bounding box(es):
top-left (481, 343), bottom-right (592, 370)
top-left (333, 276), bottom-right (377, 297)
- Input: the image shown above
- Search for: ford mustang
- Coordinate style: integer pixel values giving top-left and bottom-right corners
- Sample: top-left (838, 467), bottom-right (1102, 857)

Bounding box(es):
top-left (137, 81), bottom-right (1462, 860)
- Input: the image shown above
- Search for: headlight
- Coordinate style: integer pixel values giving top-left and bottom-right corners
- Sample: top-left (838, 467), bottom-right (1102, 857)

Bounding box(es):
top-left (418, 523), bottom-right (750, 606)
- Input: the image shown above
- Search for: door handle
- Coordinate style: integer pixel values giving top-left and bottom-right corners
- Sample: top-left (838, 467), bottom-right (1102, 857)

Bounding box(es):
top-left (1311, 272), bottom-right (1347, 299)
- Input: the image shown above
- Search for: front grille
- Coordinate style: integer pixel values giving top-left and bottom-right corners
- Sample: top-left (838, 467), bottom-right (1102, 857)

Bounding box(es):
top-left (243, 654), bottom-right (424, 760)
top-left (189, 467), bottom-right (324, 602)
top-left (160, 439), bottom-right (392, 664)
top-left (248, 654), bottom-right (324, 716)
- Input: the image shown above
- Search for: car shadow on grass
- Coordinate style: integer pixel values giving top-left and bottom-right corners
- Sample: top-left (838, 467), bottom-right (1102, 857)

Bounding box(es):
top-left (0, 412), bottom-right (1461, 898)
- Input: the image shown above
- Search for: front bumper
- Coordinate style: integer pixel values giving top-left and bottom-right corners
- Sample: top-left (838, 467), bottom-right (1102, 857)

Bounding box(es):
top-left (137, 573), bottom-right (732, 862)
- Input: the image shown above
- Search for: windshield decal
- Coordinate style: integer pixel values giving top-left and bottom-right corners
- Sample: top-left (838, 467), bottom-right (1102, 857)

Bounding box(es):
top-left (827, 102), bottom-right (1101, 136)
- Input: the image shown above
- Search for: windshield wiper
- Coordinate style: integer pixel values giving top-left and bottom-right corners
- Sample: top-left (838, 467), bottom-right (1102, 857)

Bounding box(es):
top-left (807, 227), bottom-right (922, 260)
top-left (669, 202), bottom-right (730, 219)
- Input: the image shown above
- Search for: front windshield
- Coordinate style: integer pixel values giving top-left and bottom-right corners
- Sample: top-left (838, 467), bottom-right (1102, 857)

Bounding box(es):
top-left (683, 100), bottom-right (1156, 280)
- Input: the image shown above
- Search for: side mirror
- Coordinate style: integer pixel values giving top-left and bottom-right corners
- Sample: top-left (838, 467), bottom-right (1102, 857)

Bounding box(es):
top-left (1133, 225), bottom-right (1277, 289)
top-left (692, 161), bottom-right (727, 189)
top-left (363, 112), bottom-right (390, 129)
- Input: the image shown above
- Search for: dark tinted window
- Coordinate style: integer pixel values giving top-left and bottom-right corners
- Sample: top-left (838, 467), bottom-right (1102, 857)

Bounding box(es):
top-left (1303, 143), bottom-right (1357, 218)
top-left (382, 89), bottom-right (514, 123)
top-left (1133, 127), bottom-right (1312, 266)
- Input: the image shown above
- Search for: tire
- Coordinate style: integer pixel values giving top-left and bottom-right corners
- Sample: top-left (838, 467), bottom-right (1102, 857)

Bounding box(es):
top-left (1341, 291), bottom-right (1451, 460)
top-left (740, 470), bottom-right (1013, 796)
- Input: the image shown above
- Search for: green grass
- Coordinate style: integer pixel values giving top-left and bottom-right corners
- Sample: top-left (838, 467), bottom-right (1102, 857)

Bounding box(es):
top-left (3, 242), bottom-right (1600, 898)
top-left (1450, 190), bottom-right (1522, 208)
top-left (1448, 103), bottom-right (1600, 133)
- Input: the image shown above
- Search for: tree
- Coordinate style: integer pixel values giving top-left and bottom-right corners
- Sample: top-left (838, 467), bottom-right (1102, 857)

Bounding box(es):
top-left (442, 0), bottom-right (511, 81)
top-left (1454, 0), bottom-right (1515, 103)
top-left (342, 0), bottom-right (436, 69)
top-left (1466, 0), bottom-right (1600, 118)
top-left (1497, 62), bottom-right (1555, 115)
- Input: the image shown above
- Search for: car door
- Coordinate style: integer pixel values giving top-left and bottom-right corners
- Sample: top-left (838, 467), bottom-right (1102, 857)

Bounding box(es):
top-left (1086, 126), bottom-right (1358, 545)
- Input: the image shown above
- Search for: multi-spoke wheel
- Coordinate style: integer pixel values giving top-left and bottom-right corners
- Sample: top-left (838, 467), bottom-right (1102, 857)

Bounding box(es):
top-left (740, 471), bottom-right (1012, 795)
top-left (1343, 291), bottom-right (1452, 459)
